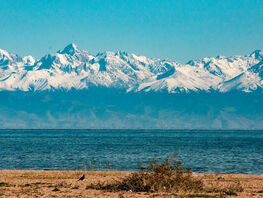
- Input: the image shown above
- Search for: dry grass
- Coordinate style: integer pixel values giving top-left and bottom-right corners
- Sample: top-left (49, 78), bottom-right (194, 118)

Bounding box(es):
top-left (205, 178), bottom-right (243, 195)
top-left (0, 170), bottom-right (262, 197)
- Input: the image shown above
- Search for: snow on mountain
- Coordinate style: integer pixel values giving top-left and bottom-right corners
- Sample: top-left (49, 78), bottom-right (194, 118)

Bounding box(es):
top-left (0, 49), bottom-right (23, 66)
top-left (0, 44), bottom-right (262, 93)
top-left (23, 56), bottom-right (36, 66)
top-left (136, 66), bottom-right (221, 93)
top-left (219, 58), bottom-right (263, 92)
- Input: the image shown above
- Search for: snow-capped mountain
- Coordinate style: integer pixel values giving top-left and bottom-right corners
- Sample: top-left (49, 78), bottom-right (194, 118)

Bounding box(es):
top-left (0, 43), bottom-right (262, 93)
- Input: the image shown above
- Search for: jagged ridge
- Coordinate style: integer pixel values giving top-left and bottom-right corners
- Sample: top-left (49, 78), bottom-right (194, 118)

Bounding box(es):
top-left (0, 44), bottom-right (262, 93)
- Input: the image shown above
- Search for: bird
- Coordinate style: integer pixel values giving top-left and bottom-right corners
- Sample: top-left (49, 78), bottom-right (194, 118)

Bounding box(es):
top-left (217, 176), bottom-right (224, 181)
top-left (78, 174), bottom-right (85, 181)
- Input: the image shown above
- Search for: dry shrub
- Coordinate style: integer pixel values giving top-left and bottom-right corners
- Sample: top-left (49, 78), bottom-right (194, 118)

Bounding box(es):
top-left (87, 153), bottom-right (203, 193)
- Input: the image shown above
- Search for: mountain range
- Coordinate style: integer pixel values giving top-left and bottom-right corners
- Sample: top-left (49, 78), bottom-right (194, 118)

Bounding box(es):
top-left (1, 43), bottom-right (263, 93)
top-left (1, 44), bottom-right (263, 129)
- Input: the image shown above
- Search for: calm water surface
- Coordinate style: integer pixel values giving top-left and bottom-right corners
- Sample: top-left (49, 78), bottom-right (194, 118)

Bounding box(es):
top-left (0, 129), bottom-right (262, 174)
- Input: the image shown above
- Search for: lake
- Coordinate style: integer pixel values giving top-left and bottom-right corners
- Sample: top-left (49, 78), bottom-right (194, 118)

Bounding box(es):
top-left (0, 129), bottom-right (262, 174)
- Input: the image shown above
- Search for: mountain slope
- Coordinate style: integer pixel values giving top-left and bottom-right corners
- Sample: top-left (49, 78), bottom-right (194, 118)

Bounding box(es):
top-left (0, 44), bottom-right (262, 93)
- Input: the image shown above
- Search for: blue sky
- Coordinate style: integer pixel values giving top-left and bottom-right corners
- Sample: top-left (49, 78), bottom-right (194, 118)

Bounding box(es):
top-left (0, 0), bottom-right (262, 63)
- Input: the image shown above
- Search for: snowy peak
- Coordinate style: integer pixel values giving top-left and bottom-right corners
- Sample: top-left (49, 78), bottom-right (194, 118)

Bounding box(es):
top-left (115, 51), bottom-right (129, 57)
top-left (0, 49), bottom-right (23, 66)
top-left (250, 50), bottom-right (263, 60)
top-left (0, 48), bottom-right (36, 67)
top-left (23, 56), bottom-right (36, 66)
top-left (57, 43), bottom-right (82, 55)
top-left (0, 44), bottom-right (262, 93)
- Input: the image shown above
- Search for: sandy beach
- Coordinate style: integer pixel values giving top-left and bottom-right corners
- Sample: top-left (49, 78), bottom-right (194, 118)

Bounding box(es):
top-left (0, 170), bottom-right (262, 197)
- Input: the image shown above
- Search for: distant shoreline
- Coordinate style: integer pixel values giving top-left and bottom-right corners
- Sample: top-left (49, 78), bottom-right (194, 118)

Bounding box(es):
top-left (1, 169), bottom-right (263, 175)
top-left (1, 128), bottom-right (263, 131)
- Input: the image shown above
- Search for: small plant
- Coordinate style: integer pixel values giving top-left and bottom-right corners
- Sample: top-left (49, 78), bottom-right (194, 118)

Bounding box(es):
top-left (72, 186), bottom-right (79, 189)
top-left (86, 185), bottom-right (93, 190)
top-left (52, 187), bottom-right (60, 192)
top-left (0, 182), bottom-right (10, 187)
top-left (224, 190), bottom-right (237, 196)
top-left (258, 190), bottom-right (263, 193)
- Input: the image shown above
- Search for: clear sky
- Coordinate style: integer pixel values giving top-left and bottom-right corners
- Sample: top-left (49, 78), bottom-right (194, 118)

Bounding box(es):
top-left (0, 0), bottom-right (262, 63)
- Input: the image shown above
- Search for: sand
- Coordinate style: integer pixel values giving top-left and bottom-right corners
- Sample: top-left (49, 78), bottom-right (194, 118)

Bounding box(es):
top-left (0, 170), bottom-right (262, 197)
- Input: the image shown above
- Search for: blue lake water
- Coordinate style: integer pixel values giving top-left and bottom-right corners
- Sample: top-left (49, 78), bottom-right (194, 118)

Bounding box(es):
top-left (0, 129), bottom-right (262, 174)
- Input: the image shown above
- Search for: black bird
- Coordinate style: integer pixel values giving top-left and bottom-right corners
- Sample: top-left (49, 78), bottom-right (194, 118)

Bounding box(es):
top-left (78, 174), bottom-right (85, 181)
top-left (217, 176), bottom-right (224, 180)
